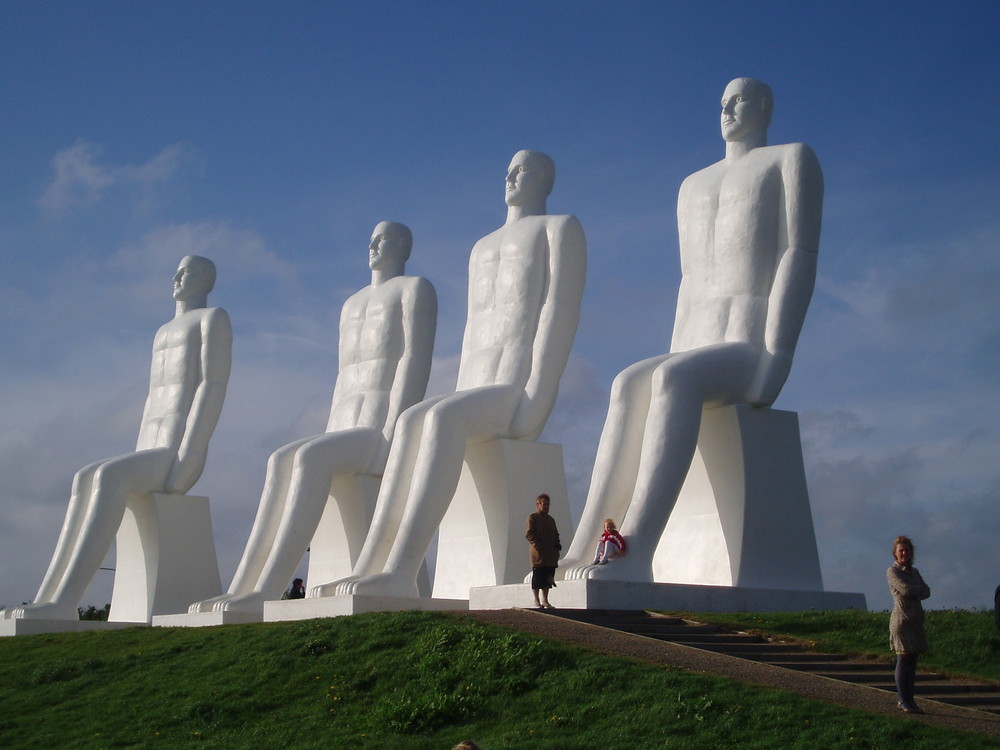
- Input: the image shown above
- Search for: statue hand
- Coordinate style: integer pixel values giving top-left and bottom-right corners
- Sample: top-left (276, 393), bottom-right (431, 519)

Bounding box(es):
top-left (164, 450), bottom-right (206, 494)
top-left (509, 395), bottom-right (545, 441)
top-left (744, 349), bottom-right (793, 407)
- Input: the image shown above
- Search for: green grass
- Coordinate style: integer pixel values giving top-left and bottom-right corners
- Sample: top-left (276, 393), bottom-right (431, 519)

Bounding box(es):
top-left (0, 611), bottom-right (997, 749)
top-left (679, 609), bottom-right (1000, 682)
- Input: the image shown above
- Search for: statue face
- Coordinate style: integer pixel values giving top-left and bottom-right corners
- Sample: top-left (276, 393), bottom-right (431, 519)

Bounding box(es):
top-left (720, 79), bottom-right (769, 143)
top-left (505, 151), bottom-right (548, 207)
top-left (369, 222), bottom-right (404, 271)
top-left (172, 256), bottom-right (209, 301)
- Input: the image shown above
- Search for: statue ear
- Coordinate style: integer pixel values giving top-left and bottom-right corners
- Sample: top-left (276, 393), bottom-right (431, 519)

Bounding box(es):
top-left (760, 96), bottom-right (773, 124)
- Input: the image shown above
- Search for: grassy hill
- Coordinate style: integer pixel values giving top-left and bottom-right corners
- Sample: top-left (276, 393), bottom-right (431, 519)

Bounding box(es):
top-left (0, 610), bottom-right (997, 749)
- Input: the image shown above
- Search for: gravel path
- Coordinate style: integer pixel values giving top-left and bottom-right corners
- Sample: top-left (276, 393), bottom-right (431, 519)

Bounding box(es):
top-left (464, 608), bottom-right (1000, 741)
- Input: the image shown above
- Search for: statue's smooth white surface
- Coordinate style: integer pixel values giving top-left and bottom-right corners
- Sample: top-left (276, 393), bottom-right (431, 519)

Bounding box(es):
top-left (188, 222), bottom-right (436, 616)
top-left (1, 256), bottom-right (232, 621)
top-left (313, 150), bottom-right (586, 600)
top-left (562, 78), bottom-right (823, 584)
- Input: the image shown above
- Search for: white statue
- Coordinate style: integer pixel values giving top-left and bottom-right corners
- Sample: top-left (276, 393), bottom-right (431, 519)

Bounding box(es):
top-left (2, 256), bottom-right (232, 621)
top-left (562, 78), bottom-right (823, 583)
top-left (313, 150), bottom-right (586, 599)
top-left (187, 222), bottom-right (436, 615)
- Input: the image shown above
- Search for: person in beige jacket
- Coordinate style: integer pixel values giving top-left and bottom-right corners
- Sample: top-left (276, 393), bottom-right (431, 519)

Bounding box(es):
top-left (887, 535), bottom-right (931, 713)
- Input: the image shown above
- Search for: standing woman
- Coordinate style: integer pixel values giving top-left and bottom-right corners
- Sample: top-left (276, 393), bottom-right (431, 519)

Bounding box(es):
top-left (887, 535), bottom-right (931, 713)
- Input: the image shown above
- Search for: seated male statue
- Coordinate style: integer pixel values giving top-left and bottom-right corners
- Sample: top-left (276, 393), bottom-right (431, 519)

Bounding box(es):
top-left (313, 150), bottom-right (586, 600)
top-left (188, 222), bottom-right (436, 615)
top-left (561, 78), bottom-right (823, 583)
top-left (2, 255), bottom-right (232, 620)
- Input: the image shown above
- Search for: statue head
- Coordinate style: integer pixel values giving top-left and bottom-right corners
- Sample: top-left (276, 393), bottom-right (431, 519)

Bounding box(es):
top-left (505, 150), bottom-right (555, 207)
top-left (173, 255), bottom-right (216, 301)
top-left (369, 221), bottom-right (412, 271)
top-left (721, 77), bottom-right (773, 144)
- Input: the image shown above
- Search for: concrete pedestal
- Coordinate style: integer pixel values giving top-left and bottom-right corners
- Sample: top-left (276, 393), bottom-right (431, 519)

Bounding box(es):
top-left (470, 580), bottom-right (866, 613)
top-left (153, 610), bottom-right (260, 628)
top-left (0, 618), bottom-right (143, 637)
top-left (654, 405), bottom-right (823, 591)
top-left (307, 473), bottom-right (381, 587)
top-left (109, 493), bottom-right (221, 623)
top-left (264, 594), bottom-right (467, 622)
top-left (433, 439), bottom-right (572, 599)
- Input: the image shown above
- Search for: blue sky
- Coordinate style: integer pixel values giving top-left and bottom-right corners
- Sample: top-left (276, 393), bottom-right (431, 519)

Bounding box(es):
top-left (1, 1), bottom-right (997, 612)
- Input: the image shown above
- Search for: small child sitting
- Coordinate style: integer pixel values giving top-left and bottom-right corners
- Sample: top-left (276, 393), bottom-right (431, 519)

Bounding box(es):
top-left (593, 518), bottom-right (627, 564)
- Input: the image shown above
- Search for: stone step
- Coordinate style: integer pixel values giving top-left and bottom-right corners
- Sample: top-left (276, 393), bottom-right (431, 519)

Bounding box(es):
top-left (745, 653), bottom-right (854, 664)
top-left (777, 660), bottom-right (889, 671)
top-left (684, 641), bottom-right (811, 655)
top-left (632, 631), bottom-right (765, 643)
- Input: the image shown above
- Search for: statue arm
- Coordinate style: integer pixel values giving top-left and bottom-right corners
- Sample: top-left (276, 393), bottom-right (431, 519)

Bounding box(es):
top-left (669, 276), bottom-right (693, 352)
top-left (165, 307), bottom-right (233, 492)
top-left (670, 176), bottom-right (695, 352)
top-left (510, 215), bottom-right (587, 439)
top-left (745, 145), bottom-right (823, 406)
top-left (377, 278), bottom-right (438, 470)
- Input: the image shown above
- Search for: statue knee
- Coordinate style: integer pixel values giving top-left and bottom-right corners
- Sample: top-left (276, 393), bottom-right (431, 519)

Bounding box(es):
top-left (395, 401), bottom-right (428, 434)
top-left (422, 401), bottom-right (455, 437)
top-left (611, 366), bottom-right (645, 400)
top-left (92, 462), bottom-right (130, 497)
top-left (651, 359), bottom-right (693, 395)
top-left (268, 442), bottom-right (299, 466)
top-left (296, 438), bottom-right (333, 467)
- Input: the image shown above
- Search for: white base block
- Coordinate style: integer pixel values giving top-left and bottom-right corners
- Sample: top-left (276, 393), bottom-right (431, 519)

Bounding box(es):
top-left (307, 474), bottom-right (381, 587)
top-left (152, 610), bottom-right (262, 628)
top-left (110, 493), bottom-right (222, 623)
top-left (434, 439), bottom-right (572, 599)
top-left (655, 406), bottom-right (824, 591)
top-left (264, 595), bottom-right (468, 622)
top-left (470, 580), bottom-right (867, 613)
top-left (1, 619), bottom-right (145, 637)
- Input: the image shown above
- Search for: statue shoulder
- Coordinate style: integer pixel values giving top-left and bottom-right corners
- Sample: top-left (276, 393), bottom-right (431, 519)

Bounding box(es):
top-left (543, 213), bottom-right (586, 248)
top-left (197, 306), bottom-right (231, 331)
top-left (679, 159), bottom-right (726, 192)
top-left (396, 275), bottom-right (438, 311)
top-left (773, 142), bottom-right (822, 170)
top-left (774, 142), bottom-right (824, 195)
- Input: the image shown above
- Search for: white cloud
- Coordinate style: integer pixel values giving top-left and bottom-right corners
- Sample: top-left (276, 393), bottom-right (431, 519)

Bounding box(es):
top-left (37, 140), bottom-right (201, 217)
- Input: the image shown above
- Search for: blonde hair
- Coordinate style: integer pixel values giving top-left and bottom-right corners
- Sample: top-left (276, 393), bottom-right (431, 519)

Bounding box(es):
top-left (603, 518), bottom-right (617, 530)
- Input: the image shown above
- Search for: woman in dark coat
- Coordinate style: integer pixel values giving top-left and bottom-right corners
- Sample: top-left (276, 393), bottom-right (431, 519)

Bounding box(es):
top-left (887, 535), bottom-right (930, 713)
top-left (526, 493), bottom-right (561, 609)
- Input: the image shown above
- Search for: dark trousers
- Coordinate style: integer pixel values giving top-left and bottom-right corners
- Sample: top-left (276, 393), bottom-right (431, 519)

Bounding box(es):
top-left (895, 653), bottom-right (918, 707)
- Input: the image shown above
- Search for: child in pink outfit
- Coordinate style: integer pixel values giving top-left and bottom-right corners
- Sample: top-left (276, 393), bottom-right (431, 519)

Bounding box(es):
top-left (593, 518), bottom-right (627, 564)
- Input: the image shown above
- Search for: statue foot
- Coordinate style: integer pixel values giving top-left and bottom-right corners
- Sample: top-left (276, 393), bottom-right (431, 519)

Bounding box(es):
top-left (563, 555), bottom-right (653, 583)
top-left (335, 572), bottom-right (420, 599)
top-left (188, 594), bottom-right (234, 614)
top-left (309, 576), bottom-right (358, 598)
top-left (3, 601), bottom-right (79, 621)
top-left (214, 592), bottom-right (266, 614)
top-left (553, 557), bottom-right (588, 581)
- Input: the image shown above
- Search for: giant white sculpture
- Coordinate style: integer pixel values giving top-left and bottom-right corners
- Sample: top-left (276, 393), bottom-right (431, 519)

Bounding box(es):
top-left (186, 222), bottom-right (436, 618)
top-left (1, 256), bottom-right (232, 622)
top-left (311, 150), bottom-right (586, 601)
top-left (561, 78), bottom-right (824, 587)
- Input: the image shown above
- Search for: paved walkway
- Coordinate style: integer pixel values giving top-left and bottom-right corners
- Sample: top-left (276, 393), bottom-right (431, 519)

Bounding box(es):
top-left (465, 608), bottom-right (1000, 741)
